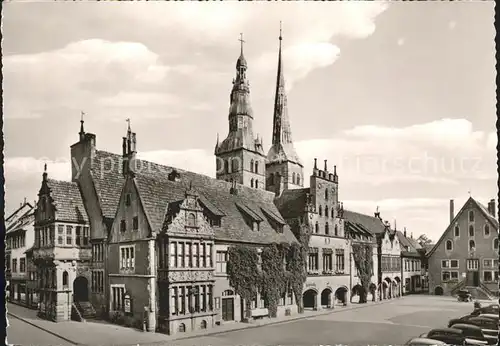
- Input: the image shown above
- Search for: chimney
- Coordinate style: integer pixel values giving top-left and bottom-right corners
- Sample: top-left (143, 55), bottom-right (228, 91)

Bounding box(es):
top-left (449, 199), bottom-right (454, 224)
top-left (324, 159), bottom-right (328, 172)
top-left (374, 206), bottom-right (381, 219)
top-left (404, 227), bottom-right (407, 238)
top-left (488, 199), bottom-right (496, 217)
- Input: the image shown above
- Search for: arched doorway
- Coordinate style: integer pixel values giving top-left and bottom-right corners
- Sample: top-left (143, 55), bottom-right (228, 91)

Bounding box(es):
top-left (73, 276), bottom-right (89, 302)
top-left (302, 289), bottom-right (317, 310)
top-left (384, 277), bottom-right (393, 299)
top-left (434, 286), bottom-right (444, 296)
top-left (320, 288), bottom-right (333, 308)
top-left (394, 277), bottom-right (401, 297)
top-left (334, 286), bottom-right (348, 306)
top-left (351, 285), bottom-right (363, 303)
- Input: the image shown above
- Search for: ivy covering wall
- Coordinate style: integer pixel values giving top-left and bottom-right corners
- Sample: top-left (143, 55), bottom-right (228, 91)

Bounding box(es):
top-left (226, 220), bottom-right (311, 320)
top-left (351, 242), bottom-right (374, 303)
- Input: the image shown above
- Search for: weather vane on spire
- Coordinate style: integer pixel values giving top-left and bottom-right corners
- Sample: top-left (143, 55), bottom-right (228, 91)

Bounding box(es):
top-left (126, 118), bottom-right (131, 131)
top-left (279, 21), bottom-right (283, 41)
top-left (80, 111), bottom-right (85, 122)
top-left (239, 33), bottom-right (245, 53)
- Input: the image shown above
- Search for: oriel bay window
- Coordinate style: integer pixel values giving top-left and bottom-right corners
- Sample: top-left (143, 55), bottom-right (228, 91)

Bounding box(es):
top-left (168, 240), bottom-right (213, 269)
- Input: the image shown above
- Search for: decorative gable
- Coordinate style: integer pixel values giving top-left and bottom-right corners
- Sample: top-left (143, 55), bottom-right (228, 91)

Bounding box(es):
top-left (163, 189), bottom-right (215, 238)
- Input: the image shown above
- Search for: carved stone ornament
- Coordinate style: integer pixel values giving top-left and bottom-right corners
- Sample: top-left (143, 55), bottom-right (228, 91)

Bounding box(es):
top-left (168, 270), bottom-right (213, 283)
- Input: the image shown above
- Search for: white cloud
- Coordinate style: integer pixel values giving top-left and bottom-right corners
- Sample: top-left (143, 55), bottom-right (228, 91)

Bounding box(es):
top-left (5, 156), bottom-right (71, 181)
top-left (3, 39), bottom-right (171, 119)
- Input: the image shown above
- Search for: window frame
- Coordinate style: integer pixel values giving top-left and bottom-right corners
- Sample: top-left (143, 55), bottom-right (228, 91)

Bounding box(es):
top-left (445, 240), bottom-right (453, 251)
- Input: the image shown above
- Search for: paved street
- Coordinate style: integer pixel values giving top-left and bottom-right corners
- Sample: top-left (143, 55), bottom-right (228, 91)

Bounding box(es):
top-left (7, 314), bottom-right (74, 346)
top-left (7, 296), bottom-right (480, 346)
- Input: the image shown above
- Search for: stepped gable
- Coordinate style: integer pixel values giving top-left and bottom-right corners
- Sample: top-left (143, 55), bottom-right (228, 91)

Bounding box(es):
top-left (93, 150), bottom-right (296, 245)
top-left (273, 188), bottom-right (309, 219)
top-left (343, 210), bottom-right (386, 235)
top-left (46, 179), bottom-right (88, 223)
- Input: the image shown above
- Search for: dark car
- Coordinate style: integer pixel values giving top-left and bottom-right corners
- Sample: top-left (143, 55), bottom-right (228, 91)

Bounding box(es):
top-left (420, 328), bottom-right (466, 345)
top-left (450, 324), bottom-right (489, 345)
top-left (404, 337), bottom-right (447, 346)
top-left (471, 304), bottom-right (499, 316)
top-left (467, 317), bottom-right (499, 336)
top-left (449, 315), bottom-right (476, 327)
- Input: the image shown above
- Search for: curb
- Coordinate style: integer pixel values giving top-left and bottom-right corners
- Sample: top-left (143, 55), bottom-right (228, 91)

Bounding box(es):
top-left (7, 312), bottom-right (80, 345)
top-left (147, 297), bottom-right (402, 345)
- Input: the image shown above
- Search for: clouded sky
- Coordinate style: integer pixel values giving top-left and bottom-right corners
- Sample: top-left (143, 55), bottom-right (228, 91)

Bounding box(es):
top-left (3, 1), bottom-right (496, 242)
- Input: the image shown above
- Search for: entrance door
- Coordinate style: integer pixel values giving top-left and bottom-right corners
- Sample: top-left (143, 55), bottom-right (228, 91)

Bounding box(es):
top-left (73, 276), bottom-right (89, 302)
top-left (473, 271), bottom-right (480, 287)
top-left (221, 298), bottom-right (234, 321)
top-left (466, 259), bottom-right (480, 287)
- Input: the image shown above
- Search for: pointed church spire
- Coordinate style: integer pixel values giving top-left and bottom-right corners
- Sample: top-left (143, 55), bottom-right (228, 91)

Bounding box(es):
top-left (267, 22), bottom-right (302, 166)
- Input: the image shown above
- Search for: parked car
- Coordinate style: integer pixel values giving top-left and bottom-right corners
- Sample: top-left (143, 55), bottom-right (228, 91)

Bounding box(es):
top-left (449, 315), bottom-right (477, 327)
top-left (404, 337), bottom-right (447, 345)
top-left (419, 328), bottom-right (467, 345)
top-left (471, 304), bottom-right (499, 316)
top-left (449, 324), bottom-right (489, 345)
top-left (467, 317), bottom-right (499, 337)
top-left (478, 314), bottom-right (499, 323)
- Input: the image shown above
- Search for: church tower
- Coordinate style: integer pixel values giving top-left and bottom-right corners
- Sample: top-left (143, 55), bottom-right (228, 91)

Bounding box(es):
top-left (266, 25), bottom-right (304, 195)
top-left (215, 34), bottom-right (266, 189)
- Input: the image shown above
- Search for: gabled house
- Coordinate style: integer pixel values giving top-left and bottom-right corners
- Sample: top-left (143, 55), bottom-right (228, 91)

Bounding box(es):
top-left (343, 210), bottom-right (402, 301)
top-left (427, 198), bottom-right (499, 299)
top-left (397, 230), bottom-right (425, 295)
top-left (6, 200), bottom-right (35, 307)
top-left (104, 126), bottom-right (298, 335)
top-left (343, 211), bottom-right (378, 302)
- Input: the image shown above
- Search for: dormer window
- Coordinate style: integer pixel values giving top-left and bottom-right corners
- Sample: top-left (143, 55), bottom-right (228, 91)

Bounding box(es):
top-left (252, 221), bottom-right (259, 232)
top-left (187, 213), bottom-right (196, 227)
top-left (168, 170), bottom-right (181, 182)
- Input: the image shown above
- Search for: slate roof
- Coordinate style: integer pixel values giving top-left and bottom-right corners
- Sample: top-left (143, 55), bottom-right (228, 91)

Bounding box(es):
top-left (46, 179), bottom-right (89, 223)
top-left (427, 197), bottom-right (499, 257)
top-left (94, 150), bottom-right (296, 245)
top-left (343, 210), bottom-right (387, 235)
top-left (273, 188), bottom-right (309, 219)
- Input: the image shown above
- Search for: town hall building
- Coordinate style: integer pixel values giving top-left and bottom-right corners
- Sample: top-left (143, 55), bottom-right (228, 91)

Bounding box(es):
top-left (28, 29), bottom-right (399, 335)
